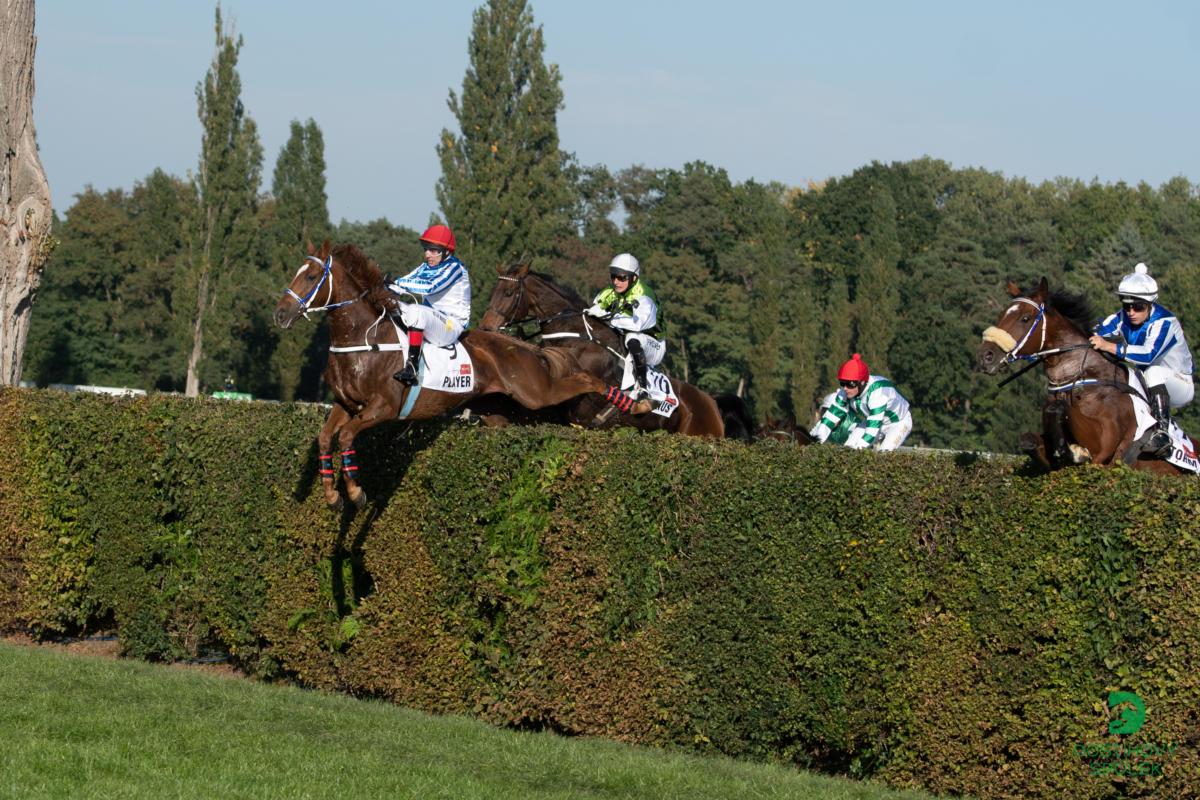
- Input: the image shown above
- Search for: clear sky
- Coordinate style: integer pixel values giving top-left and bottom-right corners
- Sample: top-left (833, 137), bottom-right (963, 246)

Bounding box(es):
top-left (34, 0), bottom-right (1200, 230)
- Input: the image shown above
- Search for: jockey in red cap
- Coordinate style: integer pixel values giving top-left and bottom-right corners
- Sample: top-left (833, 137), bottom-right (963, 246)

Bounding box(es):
top-left (810, 353), bottom-right (913, 450)
top-left (380, 224), bottom-right (472, 386)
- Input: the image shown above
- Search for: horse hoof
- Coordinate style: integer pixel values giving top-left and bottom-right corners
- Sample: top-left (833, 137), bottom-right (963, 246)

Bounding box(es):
top-left (629, 399), bottom-right (654, 415)
top-left (349, 488), bottom-right (367, 509)
top-left (1019, 432), bottom-right (1041, 452)
top-left (327, 496), bottom-right (344, 512)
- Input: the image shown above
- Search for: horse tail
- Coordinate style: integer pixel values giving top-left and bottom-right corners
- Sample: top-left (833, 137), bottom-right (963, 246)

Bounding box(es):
top-left (714, 393), bottom-right (754, 441)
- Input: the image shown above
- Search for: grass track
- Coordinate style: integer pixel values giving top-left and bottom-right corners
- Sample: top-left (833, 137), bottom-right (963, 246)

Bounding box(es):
top-left (0, 642), bottom-right (945, 799)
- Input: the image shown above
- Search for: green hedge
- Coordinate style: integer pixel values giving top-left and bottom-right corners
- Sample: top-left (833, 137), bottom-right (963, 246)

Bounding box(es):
top-left (1, 388), bottom-right (1197, 799)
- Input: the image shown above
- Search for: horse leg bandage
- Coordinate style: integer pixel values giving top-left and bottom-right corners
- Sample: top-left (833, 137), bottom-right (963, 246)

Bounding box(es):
top-left (319, 453), bottom-right (334, 480)
top-left (340, 449), bottom-right (358, 480)
top-left (605, 386), bottom-right (635, 413)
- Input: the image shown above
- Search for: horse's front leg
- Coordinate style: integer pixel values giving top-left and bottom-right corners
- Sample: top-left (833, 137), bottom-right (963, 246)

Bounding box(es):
top-left (335, 397), bottom-right (397, 510)
top-left (318, 404), bottom-right (352, 510)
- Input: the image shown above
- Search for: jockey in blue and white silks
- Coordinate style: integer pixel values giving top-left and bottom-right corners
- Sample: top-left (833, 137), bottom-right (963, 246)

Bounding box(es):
top-left (1090, 262), bottom-right (1194, 454)
top-left (384, 224), bottom-right (472, 386)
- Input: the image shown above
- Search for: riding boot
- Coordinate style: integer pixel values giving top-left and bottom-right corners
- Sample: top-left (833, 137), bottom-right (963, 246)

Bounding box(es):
top-left (394, 329), bottom-right (423, 386)
top-left (627, 338), bottom-right (649, 399)
top-left (1144, 385), bottom-right (1173, 457)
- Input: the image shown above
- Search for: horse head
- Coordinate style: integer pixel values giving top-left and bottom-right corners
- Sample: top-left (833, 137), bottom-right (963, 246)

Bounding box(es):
top-left (480, 262), bottom-right (533, 331)
top-left (274, 240), bottom-right (381, 329)
top-left (977, 277), bottom-right (1050, 375)
top-left (275, 240), bottom-right (335, 329)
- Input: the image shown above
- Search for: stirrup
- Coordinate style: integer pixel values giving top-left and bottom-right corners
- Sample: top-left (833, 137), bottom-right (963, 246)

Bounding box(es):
top-left (1145, 429), bottom-right (1171, 457)
top-left (394, 364), bottom-right (419, 386)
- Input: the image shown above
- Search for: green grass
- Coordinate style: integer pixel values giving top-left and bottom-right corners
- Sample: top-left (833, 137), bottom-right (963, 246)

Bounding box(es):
top-left (0, 643), bottom-right (945, 800)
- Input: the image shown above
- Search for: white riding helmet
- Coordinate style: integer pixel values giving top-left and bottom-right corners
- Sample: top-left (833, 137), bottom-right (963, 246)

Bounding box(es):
top-left (608, 253), bottom-right (640, 277)
top-left (1117, 262), bottom-right (1158, 303)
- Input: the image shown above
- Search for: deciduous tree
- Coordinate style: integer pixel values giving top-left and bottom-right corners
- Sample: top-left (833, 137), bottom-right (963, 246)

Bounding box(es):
top-left (181, 7), bottom-right (263, 396)
top-left (437, 0), bottom-right (574, 318)
top-left (0, 0), bottom-right (52, 385)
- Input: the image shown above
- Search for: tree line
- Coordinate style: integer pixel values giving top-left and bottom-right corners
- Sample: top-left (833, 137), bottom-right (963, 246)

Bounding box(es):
top-left (25, 1), bottom-right (1200, 453)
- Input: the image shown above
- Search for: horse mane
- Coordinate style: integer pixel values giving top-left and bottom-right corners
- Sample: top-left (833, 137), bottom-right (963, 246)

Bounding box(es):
top-left (333, 243), bottom-right (385, 290)
top-left (1046, 288), bottom-right (1095, 335)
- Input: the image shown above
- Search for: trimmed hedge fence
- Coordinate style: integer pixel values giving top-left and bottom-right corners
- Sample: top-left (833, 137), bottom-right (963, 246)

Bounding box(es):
top-left (1, 388), bottom-right (1197, 799)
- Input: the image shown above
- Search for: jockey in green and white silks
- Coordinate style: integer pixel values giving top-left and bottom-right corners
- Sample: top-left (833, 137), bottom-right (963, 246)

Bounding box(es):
top-left (586, 253), bottom-right (665, 399)
top-left (810, 353), bottom-right (913, 451)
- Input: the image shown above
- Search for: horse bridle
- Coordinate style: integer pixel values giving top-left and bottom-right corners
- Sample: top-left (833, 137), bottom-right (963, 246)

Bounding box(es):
top-left (494, 274), bottom-right (531, 330)
top-left (494, 273), bottom-right (625, 359)
top-left (990, 297), bottom-right (1131, 395)
top-left (998, 297), bottom-right (1048, 364)
top-left (283, 255), bottom-right (362, 319)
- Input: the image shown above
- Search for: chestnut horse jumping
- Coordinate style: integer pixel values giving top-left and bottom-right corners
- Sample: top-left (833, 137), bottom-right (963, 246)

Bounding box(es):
top-left (274, 242), bottom-right (613, 509)
top-left (479, 264), bottom-right (733, 438)
top-left (976, 278), bottom-right (1184, 475)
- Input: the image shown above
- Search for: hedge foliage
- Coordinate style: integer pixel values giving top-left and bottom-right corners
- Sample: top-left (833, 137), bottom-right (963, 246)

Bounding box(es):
top-left (1, 388), bottom-right (1198, 799)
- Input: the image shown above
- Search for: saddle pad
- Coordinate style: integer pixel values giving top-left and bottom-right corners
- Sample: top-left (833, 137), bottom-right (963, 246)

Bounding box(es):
top-left (420, 341), bottom-right (475, 393)
top-left (620, 360), bottom-right (680, 419)
top-left (1130, 394), bottom-right (1200, 472)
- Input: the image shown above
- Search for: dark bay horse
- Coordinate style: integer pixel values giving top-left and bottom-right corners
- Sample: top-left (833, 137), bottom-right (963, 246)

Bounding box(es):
top-left (478, 264), bottom-right (731, 438)
top-left (274, 242), bottom-right (613, 509)
top-left (976, 278), bottom-right (1182, 475)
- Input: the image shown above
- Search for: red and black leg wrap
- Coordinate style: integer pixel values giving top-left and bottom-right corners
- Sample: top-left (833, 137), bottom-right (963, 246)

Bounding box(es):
top-left (319, 453), bottom-right (334, 480)
top-left (604, 386), bottom-right (636, 413)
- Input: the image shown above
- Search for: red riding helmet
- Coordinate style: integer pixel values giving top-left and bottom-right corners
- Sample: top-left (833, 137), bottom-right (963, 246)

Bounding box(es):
top-left (837, 353), bottom-right (869, 383)
top-left (419, 224), bottom-right (456, 253)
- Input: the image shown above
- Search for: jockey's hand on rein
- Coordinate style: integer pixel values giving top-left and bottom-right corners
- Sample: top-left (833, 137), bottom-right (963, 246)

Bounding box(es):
top-left (370, 286), bottom-right (401, 312)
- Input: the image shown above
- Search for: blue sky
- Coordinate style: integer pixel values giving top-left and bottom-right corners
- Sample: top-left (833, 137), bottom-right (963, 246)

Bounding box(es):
top-left (35, 1), bottom-right (1200, 229)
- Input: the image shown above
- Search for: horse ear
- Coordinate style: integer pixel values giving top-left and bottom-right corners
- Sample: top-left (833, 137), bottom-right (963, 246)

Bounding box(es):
top-left (1006, 280), bottom-right (1021, 298)
top-left (494, 263), bottom-right (505, 275)
top-left (320, 238), bottom-right (332, 259)
top-left (516, 263), bottom-right (530, 277)
top-left (306, 240), bottom-right (316, 256)
top-left (1036, 277), bottom-right (1049, 299)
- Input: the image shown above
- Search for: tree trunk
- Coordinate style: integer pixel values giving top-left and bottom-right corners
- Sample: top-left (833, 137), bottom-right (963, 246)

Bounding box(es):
top-left (0, 0), bottom-right (52, 386)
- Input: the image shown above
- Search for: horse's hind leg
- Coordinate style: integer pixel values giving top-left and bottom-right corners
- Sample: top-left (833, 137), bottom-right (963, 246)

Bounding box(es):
top-left (318, 404), bottom-right (352, 510)
top-left (507, 370), bottom-right (609, 410)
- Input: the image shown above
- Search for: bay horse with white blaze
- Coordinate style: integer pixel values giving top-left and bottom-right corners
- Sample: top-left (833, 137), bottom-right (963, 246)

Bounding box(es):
top-left (274, 241), bottom-right (615, 509)
top-left (976, 278), bottom-right (1183, 475)
top-left (479, 264), bottom-right (737, 438)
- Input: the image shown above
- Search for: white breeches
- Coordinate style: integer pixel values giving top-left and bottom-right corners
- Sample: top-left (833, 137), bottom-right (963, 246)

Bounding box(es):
top-left (624, 332), bottom-right (665, 367)
top-left (399, 303), bottom-right (465, 346)
top-left (876, 414), bottom-right (913, 451)
top-left (1142, 365), bottom-right (1194, 409)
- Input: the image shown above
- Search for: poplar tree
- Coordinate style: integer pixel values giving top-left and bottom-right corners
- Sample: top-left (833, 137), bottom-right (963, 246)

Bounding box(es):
top-left (437, 0), bottom-right (574, 316)
top-left (181, 7), bottom-right (263, 396)
top-left (269, 119), bottom-right (330, 400)
top-left (854, 188), bottom-right (901, 373)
